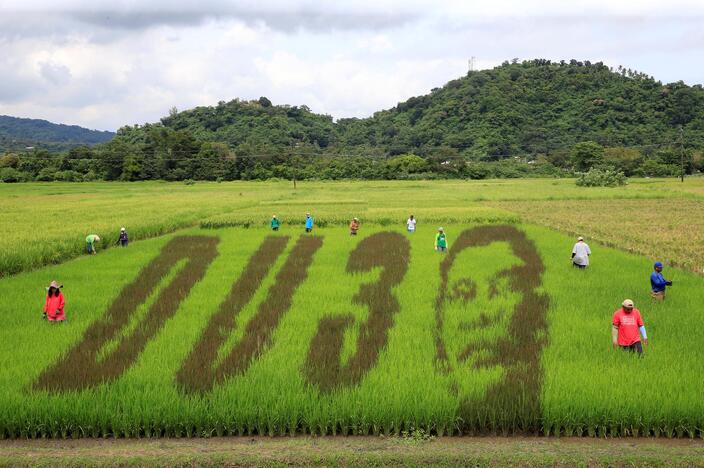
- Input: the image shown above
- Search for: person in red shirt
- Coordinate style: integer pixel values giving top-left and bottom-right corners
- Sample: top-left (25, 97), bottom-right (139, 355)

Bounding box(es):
top-left (611, 299), bottom-right (648, 354)
top-left (44, 280), bottom-right (66, 322)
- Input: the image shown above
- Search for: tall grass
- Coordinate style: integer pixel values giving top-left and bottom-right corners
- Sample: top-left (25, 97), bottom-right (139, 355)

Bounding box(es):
top-left (0, 224), bottom-right (702, 438)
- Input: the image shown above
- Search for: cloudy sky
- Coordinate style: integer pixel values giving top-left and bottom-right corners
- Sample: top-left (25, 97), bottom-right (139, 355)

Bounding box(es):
top-left (1, 0), bottom-right (703, 131)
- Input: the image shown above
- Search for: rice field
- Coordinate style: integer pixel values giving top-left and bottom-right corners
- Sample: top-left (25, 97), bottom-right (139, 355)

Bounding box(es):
top-left (1, 223), bottom-right (702, 438)
top-left (2, 177), bottom-right (703, 278)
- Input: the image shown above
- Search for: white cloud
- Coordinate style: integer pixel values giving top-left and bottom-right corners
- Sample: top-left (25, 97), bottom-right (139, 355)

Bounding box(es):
top-left (0, 1), bottom-right (703, 130)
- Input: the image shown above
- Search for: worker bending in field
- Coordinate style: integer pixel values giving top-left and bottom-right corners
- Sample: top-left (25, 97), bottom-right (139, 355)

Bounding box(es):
top-left (43, 280), bottom-right (66, 322)
top-left (349, 217), bottom-right (360, 236)
top-left (650, 261), bottom-right (672, 300)
top-left (571, 236), bottom-right (591, 269)
top-left (85, 234), bottom-right (100, 254)
top-left (271, 215), bottom-right (280, 231)
top-left (118, 227), bottom-right (129, 247)
top-left (305, 213), bottom-right (313, 233)
top-left (435, 227), bottom-right (448, 253)
top-left (612, 299), bottom-right (648, 354)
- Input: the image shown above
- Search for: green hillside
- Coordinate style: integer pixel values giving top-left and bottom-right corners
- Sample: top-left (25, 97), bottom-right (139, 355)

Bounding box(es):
top-left (3, 59), bottom-right (703, 181)
top-left (0, 115), bottom-right (114, 152)
top-left (154, 59), bottom-right (704, 157)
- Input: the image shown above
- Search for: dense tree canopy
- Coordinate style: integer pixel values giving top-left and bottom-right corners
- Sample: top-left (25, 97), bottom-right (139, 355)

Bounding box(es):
top-left (3, 60), bottom-right (704, 182)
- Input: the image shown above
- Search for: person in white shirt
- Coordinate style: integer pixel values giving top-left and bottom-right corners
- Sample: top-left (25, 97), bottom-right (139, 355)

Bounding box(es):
top-left (571, 236), bottom-right (591, 269)
top-left (406, 215), bottom-right (416, 233)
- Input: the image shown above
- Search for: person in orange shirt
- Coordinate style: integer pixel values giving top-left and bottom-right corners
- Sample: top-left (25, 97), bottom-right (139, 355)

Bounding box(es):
top-left (611, 299), bottom-right (648, 354)
top-left (44, 280), bottom-right (66, 322)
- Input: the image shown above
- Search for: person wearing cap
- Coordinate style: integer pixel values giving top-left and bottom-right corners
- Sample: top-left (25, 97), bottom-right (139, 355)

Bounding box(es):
top-left (43, 280), bottom-right (65, 322)
top-left (650, 261), bottom-right (672, 300)
top-left (271, 215), bottom-right (280, 231)
top-left (571, 236), bottom-right (591, 269)
top-left (118, 227), bottom-right (129, 247)
top-left (406, 215), bottom-right (416, 234)
top-left (612, 299), bottom-right (648, 354)
top-left (349, 217), bottom-right (360, 236)
top-left (305, 213), bottom-right (313, 233)
top-left (85, 234), bottom-right (100, 254)
top-left (435, 227), bottom-right (448, 253)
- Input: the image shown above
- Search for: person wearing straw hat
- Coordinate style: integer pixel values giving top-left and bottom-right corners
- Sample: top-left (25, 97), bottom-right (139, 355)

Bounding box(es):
top-left (43, 280), bottom-right (65, 322)
top-left (305, 213), bottom-right (313, 233)
top-left (271, 215), bottom-right (280, 231)
top-left (118, 227), bottom-right (129, 247)
top-left (85, 234), bottom-right (100, 254)
top-left (349, 217), bottom-right (360, 236)
top-left (435, 227), bottom-right (448, 253)
top-left (571, 236), bottom-right (591, 269)
top-left (612, 299), bottom-right (648, 354)
top-left (650, 261), bottom-right (672, 300)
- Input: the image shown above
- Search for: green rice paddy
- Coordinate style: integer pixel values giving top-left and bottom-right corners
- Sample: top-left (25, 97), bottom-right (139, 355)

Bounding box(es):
top-left (0, 223), bottom-right (702, 438)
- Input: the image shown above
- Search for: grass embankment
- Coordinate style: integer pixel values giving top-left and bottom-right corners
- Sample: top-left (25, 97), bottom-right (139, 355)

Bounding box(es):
top-left (1, 225), bottom-right (702, 438)
top-left (1, 436), bottom-right (703, 466)
top-left (2, 178), bottom-right (702, 277)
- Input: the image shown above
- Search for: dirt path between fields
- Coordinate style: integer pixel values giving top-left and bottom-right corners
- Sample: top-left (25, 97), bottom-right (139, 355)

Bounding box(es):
top-left (1, 436), bottom-right (703, 466)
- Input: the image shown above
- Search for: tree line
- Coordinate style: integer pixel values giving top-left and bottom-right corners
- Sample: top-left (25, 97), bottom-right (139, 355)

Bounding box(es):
top-left (1, 59), bottom-right (703, 182)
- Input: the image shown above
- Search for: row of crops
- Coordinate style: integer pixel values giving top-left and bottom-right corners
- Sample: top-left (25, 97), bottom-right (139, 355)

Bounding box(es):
top-left (0, 225), bottom-right (702, 438)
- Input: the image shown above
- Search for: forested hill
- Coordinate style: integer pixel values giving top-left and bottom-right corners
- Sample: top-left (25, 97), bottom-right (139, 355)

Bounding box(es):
top-left (0, 115), bottom-right (115, 152)
top-left (338, 59), bottom-right (704, 157)
top-left (3, 59), bottom-right (703, 182)
top-left (148, 59), bottom-right (704, 158)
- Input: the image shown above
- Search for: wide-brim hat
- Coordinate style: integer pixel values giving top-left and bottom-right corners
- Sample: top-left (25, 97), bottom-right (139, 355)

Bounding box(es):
top-left (46, 280), bottom-right (63, 290)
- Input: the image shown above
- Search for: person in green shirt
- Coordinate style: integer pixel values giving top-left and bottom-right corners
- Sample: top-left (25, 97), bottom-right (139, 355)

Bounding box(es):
top-left (271, 215), bottom-right (280, 231)
top-left (86, 234), bottom-right (101, 254)
top-left (435, 227), bottom-right (448, 253)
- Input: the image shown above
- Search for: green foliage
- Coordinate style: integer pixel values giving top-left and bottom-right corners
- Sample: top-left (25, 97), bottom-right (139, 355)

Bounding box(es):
top-left (576, 167), bottom-right (627, 187)
top-left (0, 167), bottom-right (28, 182)
top-left (0, 115), bottom-right (113, 153)
top-left (571, 141), bottom-right (605, 171)
top-left (7, 60), bottom-right (704, 181)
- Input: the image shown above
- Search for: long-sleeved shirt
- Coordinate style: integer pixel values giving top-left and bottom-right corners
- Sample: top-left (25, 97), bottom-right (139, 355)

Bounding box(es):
top-left (572, 242), bottom-right (591, 266)
top-left (305, 217), bottom-right (313, 229)
top-left (119, 231), bottom-right (129, 242)
top-left (271, 219), bottom-right (280, 229)
top-left (650, 271), bottom-right (669, 292)
top-left (44, 293), bottom-right (65, 320)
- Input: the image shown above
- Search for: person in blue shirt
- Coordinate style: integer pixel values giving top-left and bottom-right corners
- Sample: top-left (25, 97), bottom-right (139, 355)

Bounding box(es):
top-left (271, 215), bottom-right (280, 231)
top-left (305, 213), bottom-right (313, 233)
top-left (650, 261), bottom-right (672, 300)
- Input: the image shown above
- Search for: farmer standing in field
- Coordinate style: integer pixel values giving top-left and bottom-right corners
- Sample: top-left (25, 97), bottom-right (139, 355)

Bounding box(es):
top-left (571, 236), bottom-right (591, 269)
top-left (85, 234), bottom-right (100, 254)
top-left (435, 227), bottom-right (448, 253)
top-left (43, 280), bottom-right (65, 322)
top-left (406, 214), bottom-right (416, 233)
top-left (650, 261), bottom-right (673, 300)
top-left (349, 217), bottom-right (360, 236)
top-left (612, 299), bottom-right (648, 354)
top-left (118, 227), bottom-right (129, 247)
top-left (271, 215), bottom-right (280, 231)
top-left (305, 213), bottom-right (313, 233)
